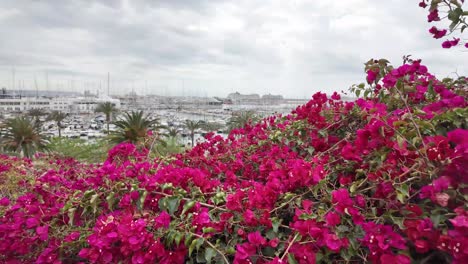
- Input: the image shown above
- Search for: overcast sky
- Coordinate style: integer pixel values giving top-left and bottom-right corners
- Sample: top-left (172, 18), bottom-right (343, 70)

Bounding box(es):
top-left (0, 0), bottom-right (466, 98)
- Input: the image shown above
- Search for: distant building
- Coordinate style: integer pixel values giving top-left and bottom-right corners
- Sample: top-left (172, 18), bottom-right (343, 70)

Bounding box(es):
top-left (262, 94), bottom-right (283, 104)
top-left (227, 92), bottom-right (261, 104)
top-left (226, 92), bottom-right (284, 105)
top-left (0, 88), bottom-right (120, 113)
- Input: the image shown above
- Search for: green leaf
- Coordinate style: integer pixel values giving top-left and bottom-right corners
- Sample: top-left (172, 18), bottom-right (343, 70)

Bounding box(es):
top-left (430, 214), bottom-right (443, 227)
top-left (166, 196), bottom-right (181, 215)
top-left (340, 249), bottom-right (352, 261)
top-left (272, 217), bottom-right (281, 233)
top-left (390, 215), bottom-right (405, 229)
top-left (350, 180), bottom-right (360, 194)
top-left (182, 200), bottom-right (196, 215)
top-left (159, 196), bottom-right (181, 215)
top-left (203, 227), bottom-right (216, 233)
top-left (336, 225), bottom-right (349, 233)
top-left (355, 89), bottom-right (361, 98)
top-left (67, 207), bottom-right (76, 226)
top-left (197, 250), bottom-right (207, 263)
top-left (205, 248), bottom-right (216, 264)
top-left (226, 247), bottom-right (236, 254)
top-left (106, 192), bottom-right (115, 211)
top-left (262, 246), bottom-right (276, 257)
top-left (185, 233), bottom-right (193, 247)
top-left (174, 232), bottom-right (183, 246)
top-left (265, 229), bottom-right (276, 240)
top-left (315, 252), bottom-right (324, 262)
top-left (189, 238), bottom-right (198, 256)
top-left (90, 193), bottom-right (99, 214)
top-left (363, 89), bottom-right (370, 98)
top-left (196, 237), bottom-right (204, 251)
top-left (137, 190), bottom-right (148, 211)
top-left (396, 135), bottom-right (405, 149)
top-left (288, 253), bottom-right (299, 264)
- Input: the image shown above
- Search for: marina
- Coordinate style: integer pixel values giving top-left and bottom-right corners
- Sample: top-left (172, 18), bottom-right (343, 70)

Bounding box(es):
top-left (0, 88), bottom-right (310, 146)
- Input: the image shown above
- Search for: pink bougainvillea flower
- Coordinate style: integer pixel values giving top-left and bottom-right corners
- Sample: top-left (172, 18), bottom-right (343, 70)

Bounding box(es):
top-left (64, 231), bottom-right (80, 242)
top-left (247, 231), bottom-right (266, 246)
top-left (366, 69), bottom-right (378, 83)
top-left (447, 129), bottom-right (468, 146)
top-left (331, 189), bottom-right (354, 213)
top-left (433, 176), bottom-right (451, 192)
top-left (427, 9), bottom-right (440, 22)
top-left (26, 217), bottom-right (40, 228)
top-left (269, 238), bottom-right (279, 248)
top-left (331, 92), bottom-right (341, 100)
top-left (450, 215), bottom-right (468, 228)
top-left (380, 254), bottom-right (411, 264)
top-left (418, 1), bottom-right (427, 8)
top-left (36, 225), bottom-right (49, 241)
top-left (325, 211), bottom-right (341, 226)
top-left (429, 26), bottom-right (447, 39)
top-left (0, 197), bottom-right (9, 206)
top-left (289, 243), bottom-right (316, 263)
top-left (235, 243), bottom-right (256, 260)
top-left (154, 211), bottom-right (171, 229)
top-left (324, 232), bottom-right (348, 251)
top-left (442, 38), bottom-right (460, 48)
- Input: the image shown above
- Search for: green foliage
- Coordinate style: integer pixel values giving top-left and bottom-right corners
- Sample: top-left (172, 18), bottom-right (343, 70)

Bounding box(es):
top-left (0, 116), bottom-right (48, 158)
top-left (110, 111), bottom-right (163, 144)
top-left (153, 136), bottom-right (185, 157)
top-left (226, 111), bottom-right (259, 132)
top-left (95, 102), bottom-right (119, 134)
top-left (47, 111), bottom-right (68, 138)
top-left (47, 137), bottom-right (111, 163)
top-left (201, 122), bottom-right (224, 133)
top-left (184, 120), bottom-right (202, 147)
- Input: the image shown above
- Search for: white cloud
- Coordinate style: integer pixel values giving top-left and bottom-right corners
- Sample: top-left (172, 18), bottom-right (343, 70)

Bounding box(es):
top-left (0, 0), bottom-right (466, 98)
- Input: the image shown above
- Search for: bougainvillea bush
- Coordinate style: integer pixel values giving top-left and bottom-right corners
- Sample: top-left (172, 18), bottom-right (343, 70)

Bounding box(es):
top-left (420, 0), bottom-right (468, 48)
top-left (0, 59), bottom-right (467, 263)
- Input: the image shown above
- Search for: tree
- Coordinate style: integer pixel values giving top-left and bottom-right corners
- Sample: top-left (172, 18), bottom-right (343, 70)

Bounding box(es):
top-left (0, 117), bottom-right (48, 158)
top-left (111, 111), bottom-right (163, 144)
top-left (163, 127), bottom-right (181, 139)
top-left (183, 120), bottom-right (201, 147)
top-left (226, 111), bottom-right (259, 132)
top-left (47, 111), bottom-right (67, 138)
top-left (27, 108), bottom-right (47, 125)
top-left (201, 122), bottom-right (224, 133)
top-left (95, 102), bottom-right (119, 134)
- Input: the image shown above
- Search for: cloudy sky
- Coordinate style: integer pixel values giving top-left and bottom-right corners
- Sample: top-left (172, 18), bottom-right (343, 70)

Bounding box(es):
top-left (0, 0), bottom-right (466, 98)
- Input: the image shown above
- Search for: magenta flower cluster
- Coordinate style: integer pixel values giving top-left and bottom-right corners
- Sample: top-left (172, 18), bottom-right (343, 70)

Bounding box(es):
top-left (0, 59), bottom-right (467, 263)
top-left (420, 0), bottom-right (468, 49)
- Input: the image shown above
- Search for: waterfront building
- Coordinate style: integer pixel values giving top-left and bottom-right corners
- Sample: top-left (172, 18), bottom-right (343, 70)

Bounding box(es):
top-left (0, 88), bottom-right (120, 113)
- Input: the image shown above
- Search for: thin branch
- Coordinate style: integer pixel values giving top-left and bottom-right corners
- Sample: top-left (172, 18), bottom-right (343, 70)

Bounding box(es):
top-left (191, 232), bottom-right (230, 264)
top-left (280, 232), bottom-right (300, 261)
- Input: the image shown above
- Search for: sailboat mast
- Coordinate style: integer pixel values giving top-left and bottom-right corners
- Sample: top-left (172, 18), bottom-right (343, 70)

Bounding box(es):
top-left (107, 72), bottom-right (110, 96)
top-left (12, 67), bottom-right (15, 90)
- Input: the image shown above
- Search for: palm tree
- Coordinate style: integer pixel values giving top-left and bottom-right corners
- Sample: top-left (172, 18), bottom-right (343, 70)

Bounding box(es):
top-left (201, 122), bottom-right (224, 133)
top-left (164, 127), bottom-right (180, 138)
top-left (27, 108), bottom-right (47, 124)
top-left (111, 111), bottom-right (163, 144)
top-left (0, 117), bottom-right (48, 158)
top-left (47, 111), bottom-right (68, 138)
top-left (95, 102), bottom-right (119, 134)
top-left (227, 111), bottom-right (259, 132)
top-left (184, 120), bottom-right (201, 147)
